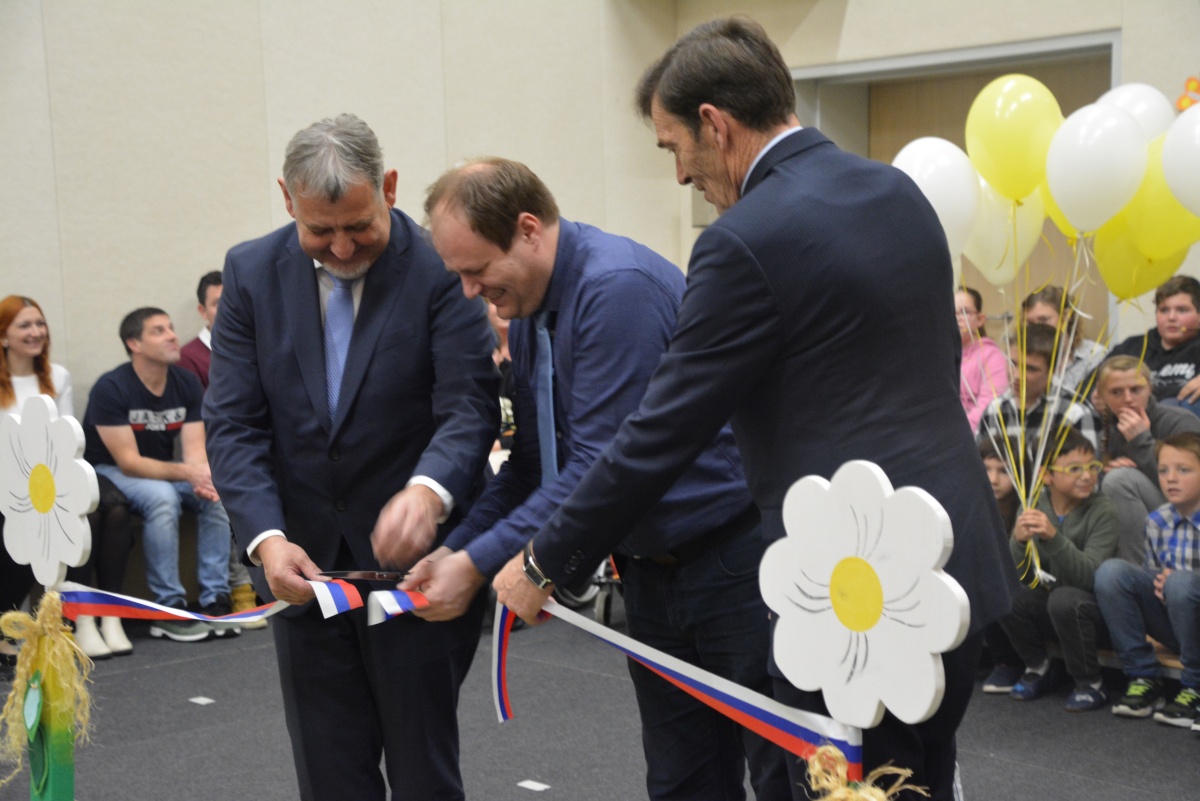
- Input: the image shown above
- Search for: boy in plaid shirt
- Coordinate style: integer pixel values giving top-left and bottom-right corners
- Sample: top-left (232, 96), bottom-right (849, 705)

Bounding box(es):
top-left (1095, 431), bottom-right (1200, 729)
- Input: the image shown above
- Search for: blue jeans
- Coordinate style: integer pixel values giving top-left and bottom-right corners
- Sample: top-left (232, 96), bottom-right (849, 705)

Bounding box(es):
top-left (1094, 558), bottom-right (1200, 688)
top-left (619, 517), bottom-right (790, 801)
top-left (94, 464), bottom-right (231, 609)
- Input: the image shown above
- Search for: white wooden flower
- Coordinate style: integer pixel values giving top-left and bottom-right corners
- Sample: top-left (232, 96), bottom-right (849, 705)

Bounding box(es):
top-left (0, 395), bottom-right (97, 587)
top-left (760, 460), bottom-right (970, 729)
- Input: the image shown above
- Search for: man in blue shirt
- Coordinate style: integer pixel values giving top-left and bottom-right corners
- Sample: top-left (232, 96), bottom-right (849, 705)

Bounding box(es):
top-left (397, 158), bottom-right (789, 801)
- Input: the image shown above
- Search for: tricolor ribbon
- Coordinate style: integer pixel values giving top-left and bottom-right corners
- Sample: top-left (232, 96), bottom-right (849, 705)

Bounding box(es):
top-left (366, 590), bottom-right (430, 625)
top-left (57, 582), bottom-right (287, 624)
top-left (309, 579), bottom-right (364, 617)
top-left (57, 581), bottom-right (429, 628)
top-left (492, 600), bottom-right (863, 780)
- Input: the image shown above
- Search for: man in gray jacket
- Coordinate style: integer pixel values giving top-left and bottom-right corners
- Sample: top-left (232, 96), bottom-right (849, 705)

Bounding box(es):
top-left (1098, 355), bottom-right (1200, 562)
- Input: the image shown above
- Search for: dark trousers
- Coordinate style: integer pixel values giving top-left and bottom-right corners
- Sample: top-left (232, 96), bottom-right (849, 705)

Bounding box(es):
top-left (620, 522), bottom-right (792, 801)
top-left (774, 630), bottom-right (983, 801)
top-left (65, 474), bottom-right (135, 593)
top-left (0, 512), bottom-right (34, 611)
top-left (272, 587), bottom-right (485, 801)
top-left (1000, 584), bottom-right (1108, 685)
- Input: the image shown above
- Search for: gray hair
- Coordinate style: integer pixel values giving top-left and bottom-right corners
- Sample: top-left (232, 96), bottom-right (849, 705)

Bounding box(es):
top-left (282, 114), bottom-right (384, 202)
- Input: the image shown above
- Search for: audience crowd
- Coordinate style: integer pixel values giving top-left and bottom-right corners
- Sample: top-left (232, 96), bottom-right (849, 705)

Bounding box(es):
top-left (968, 279), bottom-right (1200, 734)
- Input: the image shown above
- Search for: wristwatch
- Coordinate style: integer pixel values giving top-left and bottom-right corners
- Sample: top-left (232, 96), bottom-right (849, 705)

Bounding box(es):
top-left (522, 541), bottom-right (553, 590)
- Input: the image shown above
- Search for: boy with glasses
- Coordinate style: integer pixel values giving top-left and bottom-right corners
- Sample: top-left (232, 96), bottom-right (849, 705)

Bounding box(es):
top-left (1000, 429), bottom-right (1119, 710)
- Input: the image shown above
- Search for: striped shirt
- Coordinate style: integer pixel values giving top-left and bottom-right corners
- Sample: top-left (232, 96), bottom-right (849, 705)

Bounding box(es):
top-left (977, 389), bottom-right (1101, 461)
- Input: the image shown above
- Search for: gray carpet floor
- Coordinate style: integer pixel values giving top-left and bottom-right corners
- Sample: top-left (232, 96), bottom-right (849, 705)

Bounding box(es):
top-left (1, 600), bottom-right (1196, 800)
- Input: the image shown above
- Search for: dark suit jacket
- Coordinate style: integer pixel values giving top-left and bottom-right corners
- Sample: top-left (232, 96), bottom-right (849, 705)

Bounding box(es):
top-left (204, 208), bottom-right (499, 604)
top-left (534, 129), bottom-right (1015, 634)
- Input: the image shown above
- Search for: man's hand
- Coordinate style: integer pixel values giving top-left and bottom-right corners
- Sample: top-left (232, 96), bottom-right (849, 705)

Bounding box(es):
top-left (256, 536), bottom-right (325, 605)
top-left (1154, 567), bottom-right (1174, 602)
top-left (182, 462), bottom-right (220, 502)
top-left (1104, 457), bottom-right (1138, 472)
top-left (371, 484), bottom-right (444, 570)
top-left (493, 551), bottom-right (553, 625)
top-left (1178, 376), bottom-right (1200, 404)
top-left (401, 547), bottom-right (486, 622)
top-left (1116, 406), bottom-right (1152, 441)
top-left (1016, 509), bottom-right (1055, 543)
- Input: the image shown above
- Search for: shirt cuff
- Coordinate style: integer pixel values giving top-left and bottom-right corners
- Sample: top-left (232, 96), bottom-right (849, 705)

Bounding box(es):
top-left (406, 476), bottom-right (454, 523)
top-left (246, 530), bottom-right (286, 566)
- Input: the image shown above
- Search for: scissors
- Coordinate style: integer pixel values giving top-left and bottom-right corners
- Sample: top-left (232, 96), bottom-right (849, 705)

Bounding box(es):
top-left (319, 570), bottom-right (403, 582)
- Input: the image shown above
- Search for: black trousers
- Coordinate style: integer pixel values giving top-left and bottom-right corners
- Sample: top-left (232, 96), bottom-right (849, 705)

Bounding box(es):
top-left (272, 586), bottom-right (486, 801)
top-left (774, 630), bottom-right (984, 801)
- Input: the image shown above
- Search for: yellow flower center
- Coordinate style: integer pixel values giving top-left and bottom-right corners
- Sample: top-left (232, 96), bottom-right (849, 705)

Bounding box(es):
top-left (830, 556), bottom-right (884, 632)
top-left (29, 463), bottom-right (56, 514)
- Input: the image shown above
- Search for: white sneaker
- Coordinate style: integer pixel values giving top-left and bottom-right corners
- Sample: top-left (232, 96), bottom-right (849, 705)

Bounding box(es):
top-left (73, 615), bottom-right (112, 659)
top-left (100, 616), bottom-right (133, 656)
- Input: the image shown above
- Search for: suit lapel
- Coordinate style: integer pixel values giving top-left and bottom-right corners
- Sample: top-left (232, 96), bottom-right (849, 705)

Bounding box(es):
top-left (330, 211), bottom-right (413, 439)
top-left (276, 244), bottom-right (331, 435)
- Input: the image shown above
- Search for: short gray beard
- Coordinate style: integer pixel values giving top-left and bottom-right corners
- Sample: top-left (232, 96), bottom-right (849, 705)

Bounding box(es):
top-left (322, 260), bottom-right (372, 281)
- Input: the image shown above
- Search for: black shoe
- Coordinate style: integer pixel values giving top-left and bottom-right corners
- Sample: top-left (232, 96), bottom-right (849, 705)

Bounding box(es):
top-left (1112, 677), bottom-right (1166, 718)
top-left (200, 594), bottom-right (241, 638)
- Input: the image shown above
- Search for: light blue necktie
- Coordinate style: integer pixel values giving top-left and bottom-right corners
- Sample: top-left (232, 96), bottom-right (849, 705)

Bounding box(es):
top-left (325, 276), bottom-right (355, 422)
top-left (534, 311), bottom-right (558, 486)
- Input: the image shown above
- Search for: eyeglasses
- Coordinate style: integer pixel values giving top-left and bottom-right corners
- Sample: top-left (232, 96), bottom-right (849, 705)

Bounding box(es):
top-left (1047, 461), bottom-right (1103, 476)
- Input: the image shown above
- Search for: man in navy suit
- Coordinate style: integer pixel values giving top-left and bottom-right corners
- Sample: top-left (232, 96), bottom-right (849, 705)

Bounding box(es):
top-left (205, 114), bottom-right (498, 801)
top-left (403, 158), bottom-right (789, 800)
top-left (494, 19), bottom-right (1016, 801)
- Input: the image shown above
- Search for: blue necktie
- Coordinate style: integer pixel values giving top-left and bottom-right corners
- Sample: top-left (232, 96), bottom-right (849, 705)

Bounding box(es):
top-left (325, 276), bottom-right (355, 422)
top-left (534, 311), bottom-right (558, 486)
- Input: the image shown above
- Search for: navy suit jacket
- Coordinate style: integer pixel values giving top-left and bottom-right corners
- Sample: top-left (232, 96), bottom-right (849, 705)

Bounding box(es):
top-left (205, 208), bottom-right (499, 603)
top-left (533, 129), bottom-right (1016, 634)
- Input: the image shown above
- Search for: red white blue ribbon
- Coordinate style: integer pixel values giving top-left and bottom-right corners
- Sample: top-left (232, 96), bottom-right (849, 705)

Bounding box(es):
top-left (57, 581), bottom-right (429, 628)
top-left (366, 590), bottom-right (430, 625)
top-left (57, 581), bottom-right (287, 623)
top-left (309, 579), bottom-right (364, 617)
top-left (493, 600), bottom-right (863, 779)
top-left (492, 603), bottom-right (518, 722)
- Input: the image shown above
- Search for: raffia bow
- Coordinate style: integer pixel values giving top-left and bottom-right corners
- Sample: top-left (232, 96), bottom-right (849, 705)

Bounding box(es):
top-left (808, 745), bottom-right (929, 801)
top-left (0, 592), bottom-right (92, 789)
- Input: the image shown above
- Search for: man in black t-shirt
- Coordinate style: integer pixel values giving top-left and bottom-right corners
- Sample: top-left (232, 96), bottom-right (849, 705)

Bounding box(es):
top-left (83, 307), bottom-right (234, 642)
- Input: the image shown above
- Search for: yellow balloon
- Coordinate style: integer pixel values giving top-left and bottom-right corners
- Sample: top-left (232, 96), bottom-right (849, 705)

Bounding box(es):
top-left (966, 75), bottom-right (1063, 201)
top-left (1040, 181), bottom-right (1077, 240)
top-left (1094, 211), bottom-right (1189, 300)
top-left (1125, 135), bottom-right (1200, 260)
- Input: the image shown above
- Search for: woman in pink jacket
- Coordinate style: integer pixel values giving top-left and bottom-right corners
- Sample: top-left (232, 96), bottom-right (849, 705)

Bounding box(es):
top-left (958, 287), bottom-right (1009, 431)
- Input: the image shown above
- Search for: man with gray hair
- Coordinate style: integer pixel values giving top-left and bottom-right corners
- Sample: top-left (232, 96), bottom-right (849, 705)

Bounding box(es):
top-left (205, 114), bottom-right (499, 800)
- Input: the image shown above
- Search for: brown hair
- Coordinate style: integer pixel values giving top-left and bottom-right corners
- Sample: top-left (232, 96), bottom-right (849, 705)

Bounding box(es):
top-left (1017, 323), bottom-right (1058, 366)
top-left (1154, 275), bottom-right (1200, 310)
top-left (424, 158), bottom-right (559, 251)
top-left (1157, 431), bottom-right (1200, 464)
top-left (958, 286), bottom-right (987, 339)
top-left (1022, 285), bottom-right (1081, 351)
top-left (635, 16), bottom-right (796, 137)
top-left (0, 296), bottom-right (56, 408)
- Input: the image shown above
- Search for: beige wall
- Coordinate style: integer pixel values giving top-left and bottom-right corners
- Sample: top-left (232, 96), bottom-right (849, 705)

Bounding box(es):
top-left (0, 0), bottom-right (676, 401)
top-left (3, 0), bottom-right (1199, 403)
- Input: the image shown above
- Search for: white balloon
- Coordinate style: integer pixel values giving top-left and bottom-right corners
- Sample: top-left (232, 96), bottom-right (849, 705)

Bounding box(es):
top-left (892, 137), bottom-right (980, 258)
top-left (963, 176), bottom-right (1045, 285)
top-left (1098, 83), bottom-right (1177, 140)
top-left (1046, 104), bottom-right (1147, 232)
top-left (1163, 104), bottom-right (1200, 217)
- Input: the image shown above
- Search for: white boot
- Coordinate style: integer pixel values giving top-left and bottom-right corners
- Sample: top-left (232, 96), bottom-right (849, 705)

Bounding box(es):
top-left (74, 615), bottom-right (112, 659)
top-left (100, 616), bottom-right (133, 656)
